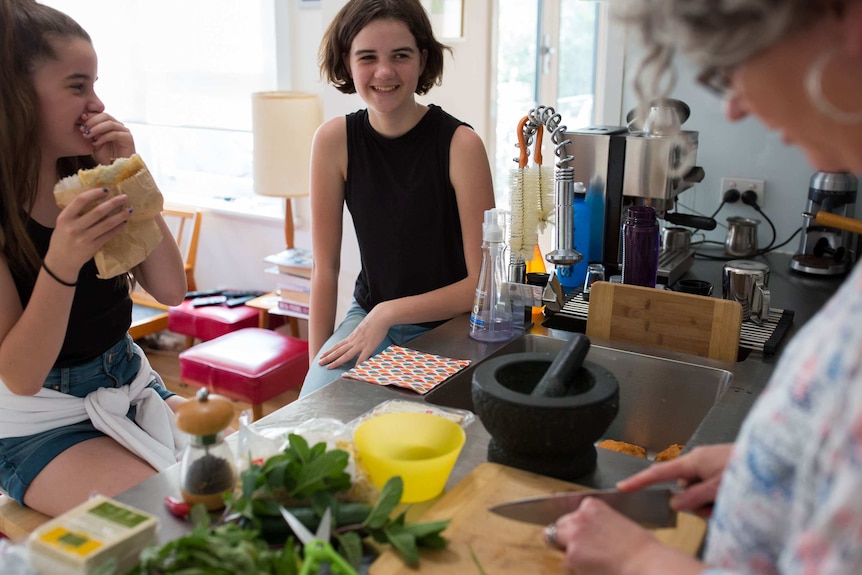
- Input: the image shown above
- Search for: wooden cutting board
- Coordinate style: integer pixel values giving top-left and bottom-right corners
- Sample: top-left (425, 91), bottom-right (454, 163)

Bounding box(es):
top-left (369, 462), bottom-right (706, 574)
top-left (586, 281), bottom-right (742, 363)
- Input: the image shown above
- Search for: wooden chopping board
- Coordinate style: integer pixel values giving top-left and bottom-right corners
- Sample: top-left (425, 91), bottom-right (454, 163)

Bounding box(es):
top-left (369, 462), bottom-right (706, 574)
top-left (586, 281), bottom-right (742, 363)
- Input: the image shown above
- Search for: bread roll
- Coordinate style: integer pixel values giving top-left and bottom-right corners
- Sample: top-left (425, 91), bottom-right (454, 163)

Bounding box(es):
top-left (55, 154), bottom-right (145, 193)
top-left (53, 154), bottom-right (164, 279)
top-left (78, 154), bottom-right (145, 188)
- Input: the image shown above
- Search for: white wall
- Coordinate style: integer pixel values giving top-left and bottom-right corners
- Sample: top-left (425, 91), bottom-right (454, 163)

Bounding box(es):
top-left (620, 39), bottom-right (842, 253)
top-left (190, 206), bottom-right (307, 291)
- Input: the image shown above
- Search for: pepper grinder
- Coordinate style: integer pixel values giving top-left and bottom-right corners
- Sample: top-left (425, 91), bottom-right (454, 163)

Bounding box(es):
top-left (175, 388), bottom-right (237, 511)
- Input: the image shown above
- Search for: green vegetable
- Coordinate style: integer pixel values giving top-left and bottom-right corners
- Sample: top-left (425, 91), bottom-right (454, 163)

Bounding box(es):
top-left (335, 530), bottom-right (364, 568)
top-left (469, 542), bottom-right (488, 575)
top-left (260, 434), bottom-right (352, 499)
top-left (112, 434), bottom-right (451, 574)
top-left (251, 502), bottom-right (374, 546)
top-left (124, 507), bottom-right (300, 575)
top-left (226, 434), bottom-right (451, 568)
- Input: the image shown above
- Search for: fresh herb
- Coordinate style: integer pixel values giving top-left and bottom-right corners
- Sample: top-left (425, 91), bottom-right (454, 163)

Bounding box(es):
top-left (125, 505), bottom-right (300, 575)
top-left (111, 434), bottom-right (449, 573)
top-left (469, 542), bottom-right (488, 575)
top-left (226, 433), bottom-right (451, 567)
top-left (260, 434), bottom-right (352, 499)
top-left (357, 476), bottom-right (450, 566)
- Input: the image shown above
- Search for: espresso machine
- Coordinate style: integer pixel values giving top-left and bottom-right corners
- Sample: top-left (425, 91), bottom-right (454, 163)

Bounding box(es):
top-left (790, 171), bottom-right (858, 275)
top-left (564, 99), bottom-right (707, 284)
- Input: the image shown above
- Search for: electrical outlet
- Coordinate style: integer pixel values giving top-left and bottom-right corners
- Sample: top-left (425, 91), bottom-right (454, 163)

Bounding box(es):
top-left (721, 177), bottom-right (765, 205)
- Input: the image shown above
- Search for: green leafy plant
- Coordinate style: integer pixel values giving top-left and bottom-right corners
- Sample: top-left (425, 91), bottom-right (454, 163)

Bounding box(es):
top-left (114, 434), bottom-right (448, 573)
top-left (226, 433), bottom-right (450, 567)
top-left (125, 506), bottom-right (300, 575)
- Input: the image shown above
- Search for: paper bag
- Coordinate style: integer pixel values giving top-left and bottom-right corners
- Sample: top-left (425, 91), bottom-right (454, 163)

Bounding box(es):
top-left (53, 157), bottom-right (164, 279)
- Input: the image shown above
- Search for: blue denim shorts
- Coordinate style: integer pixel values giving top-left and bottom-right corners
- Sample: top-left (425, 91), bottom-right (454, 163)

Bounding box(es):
top-left (0, 335), bottom-right (173, 505)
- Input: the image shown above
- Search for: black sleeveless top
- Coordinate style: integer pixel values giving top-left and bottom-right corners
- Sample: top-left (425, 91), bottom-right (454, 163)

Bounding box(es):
top-left (345, 105), bottom-right (468, 327)
top-left (12, 219), bottom-right (132, 367)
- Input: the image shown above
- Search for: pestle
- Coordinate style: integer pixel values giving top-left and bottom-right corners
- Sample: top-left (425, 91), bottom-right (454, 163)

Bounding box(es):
top-left (531, 334), bottom-right (591, 397)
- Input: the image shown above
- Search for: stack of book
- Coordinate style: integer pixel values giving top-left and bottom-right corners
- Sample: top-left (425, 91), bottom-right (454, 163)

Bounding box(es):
top-left (263, 248), bottom-right (312, 317)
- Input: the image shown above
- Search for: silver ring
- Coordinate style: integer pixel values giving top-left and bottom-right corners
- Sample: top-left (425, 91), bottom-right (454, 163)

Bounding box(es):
top-left (544, 522), bottom-right (564, 550)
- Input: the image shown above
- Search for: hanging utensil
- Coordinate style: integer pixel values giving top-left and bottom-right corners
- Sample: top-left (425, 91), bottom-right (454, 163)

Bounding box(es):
top-left (526, 121), bottom-right (553, 234)
top-left (803, 210), bottom-right (862, 235)
top-left (509, 116), bottom-right (540, 270)
top-left (525, 106), bottom-right (580, 267)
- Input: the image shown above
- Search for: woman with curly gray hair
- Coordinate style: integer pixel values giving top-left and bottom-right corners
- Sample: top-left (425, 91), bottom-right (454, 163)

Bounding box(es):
top-left (546, 2), bottom-right (862, 574)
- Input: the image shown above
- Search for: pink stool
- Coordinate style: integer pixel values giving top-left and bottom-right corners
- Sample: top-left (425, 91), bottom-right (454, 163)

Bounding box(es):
top-left (178, 328), bottom-right (309, 420)
top-left (168, 299), bottom-right (260, 348)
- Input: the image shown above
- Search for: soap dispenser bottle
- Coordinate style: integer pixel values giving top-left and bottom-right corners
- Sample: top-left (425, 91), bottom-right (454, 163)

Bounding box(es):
top-left (470, 208), bottom-right (514, 342)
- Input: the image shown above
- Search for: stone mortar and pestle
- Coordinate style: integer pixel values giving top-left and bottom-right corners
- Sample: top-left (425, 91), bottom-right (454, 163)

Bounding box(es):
top-left (471, 334), bottom-right (619, 481)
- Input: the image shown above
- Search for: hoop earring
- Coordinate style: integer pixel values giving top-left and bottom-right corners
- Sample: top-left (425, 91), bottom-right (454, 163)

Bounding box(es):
top-left (805, 48), bottom-right (862, 124)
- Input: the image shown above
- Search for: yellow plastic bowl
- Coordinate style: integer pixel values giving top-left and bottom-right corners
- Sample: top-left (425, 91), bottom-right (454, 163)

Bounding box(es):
top-left (353, 412), bottom-right (466, 503)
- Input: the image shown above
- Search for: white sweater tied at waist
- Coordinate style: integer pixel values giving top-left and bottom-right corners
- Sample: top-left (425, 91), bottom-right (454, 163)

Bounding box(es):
top-left (0, 350), bottom-right (186, 471)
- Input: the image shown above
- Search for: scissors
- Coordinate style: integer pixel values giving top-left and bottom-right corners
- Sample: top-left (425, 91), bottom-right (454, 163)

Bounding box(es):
top-left (279, 506), bottom-right (359, 575)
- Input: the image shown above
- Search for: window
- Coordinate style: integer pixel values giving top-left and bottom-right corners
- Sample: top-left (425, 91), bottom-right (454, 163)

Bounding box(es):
top-left (42, 0), bottom-right (280, 214)
top-left (44, 1), bottom-right (622, 216)
top-left (494, 0), bottom-right (618, 208)
top-left (421, 0), bottom-right (463, 39)
top-left (553, 1), bottom-right (599, 127)
top-left (495, 0), bottom-right (540, 206)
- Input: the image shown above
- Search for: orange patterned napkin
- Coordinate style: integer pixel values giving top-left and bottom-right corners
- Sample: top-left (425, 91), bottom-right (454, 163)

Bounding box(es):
top-left (344, 345), bottom-right (472, 395)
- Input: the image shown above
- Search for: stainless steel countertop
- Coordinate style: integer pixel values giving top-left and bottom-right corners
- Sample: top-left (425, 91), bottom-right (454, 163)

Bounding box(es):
top-left (116, 251), bottom-right (846, 544)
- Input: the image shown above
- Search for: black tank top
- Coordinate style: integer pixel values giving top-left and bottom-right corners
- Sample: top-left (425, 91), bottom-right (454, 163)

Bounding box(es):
top-left (345, 105), bottom-right (468, 327)
top-left (12, 219), bottom-right (132, 367)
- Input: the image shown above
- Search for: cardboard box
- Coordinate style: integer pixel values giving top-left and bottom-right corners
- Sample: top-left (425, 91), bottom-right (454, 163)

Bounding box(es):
top-left (28, 496), bottom-right (157, 574)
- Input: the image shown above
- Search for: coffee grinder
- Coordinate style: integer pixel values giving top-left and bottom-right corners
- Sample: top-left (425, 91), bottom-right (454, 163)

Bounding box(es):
top-left (790, 171), bottom-right (858, 276)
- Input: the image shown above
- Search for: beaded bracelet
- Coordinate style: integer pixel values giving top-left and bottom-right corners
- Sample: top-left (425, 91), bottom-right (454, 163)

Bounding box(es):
top-left (42, 262), bottom-right (77, 287)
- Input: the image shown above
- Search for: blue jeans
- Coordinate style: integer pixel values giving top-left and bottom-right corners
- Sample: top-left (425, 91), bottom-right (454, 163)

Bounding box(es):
top-left (299, 300), bottom-right (433, 398)
top-left (0, 335), bottom-right (172, 505)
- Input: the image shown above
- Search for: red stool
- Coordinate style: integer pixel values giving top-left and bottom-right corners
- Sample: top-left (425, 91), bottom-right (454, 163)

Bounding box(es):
top-left (168, 299), bottom-right (260, 348)
top-left (178, 328), bottom-right (309, 420)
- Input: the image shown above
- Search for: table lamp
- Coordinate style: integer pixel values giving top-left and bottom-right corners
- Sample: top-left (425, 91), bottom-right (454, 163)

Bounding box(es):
top-left (252, 91), bottom-right (322, 249)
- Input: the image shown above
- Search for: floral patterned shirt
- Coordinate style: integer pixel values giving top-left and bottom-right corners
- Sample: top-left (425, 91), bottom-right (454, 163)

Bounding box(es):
top-left (703, 262), bottom-right (862, 574)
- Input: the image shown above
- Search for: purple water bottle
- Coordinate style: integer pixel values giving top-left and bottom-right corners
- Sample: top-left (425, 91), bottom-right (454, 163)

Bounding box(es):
top-left (621, 205), bottom-right (660, 288)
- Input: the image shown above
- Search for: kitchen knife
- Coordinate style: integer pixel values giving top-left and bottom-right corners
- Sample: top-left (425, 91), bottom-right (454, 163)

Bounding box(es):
top-left (489, 485), bottom-right (680, 528)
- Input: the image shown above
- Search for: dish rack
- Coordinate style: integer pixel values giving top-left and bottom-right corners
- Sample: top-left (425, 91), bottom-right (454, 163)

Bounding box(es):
top-left (543, 291), bottom-right (795, 357)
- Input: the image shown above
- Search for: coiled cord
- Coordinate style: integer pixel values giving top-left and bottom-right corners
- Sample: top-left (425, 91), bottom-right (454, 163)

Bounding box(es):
top-left (523, 106), bottom-right (573, 179)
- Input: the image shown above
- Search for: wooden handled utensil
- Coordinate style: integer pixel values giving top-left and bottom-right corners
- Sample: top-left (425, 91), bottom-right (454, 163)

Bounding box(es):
top-left (804, 211), bottom-right (862, 236)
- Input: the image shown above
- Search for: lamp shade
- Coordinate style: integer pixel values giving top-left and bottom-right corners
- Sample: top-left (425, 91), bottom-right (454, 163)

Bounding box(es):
top-left (252, 91), bottom-right (322, 198)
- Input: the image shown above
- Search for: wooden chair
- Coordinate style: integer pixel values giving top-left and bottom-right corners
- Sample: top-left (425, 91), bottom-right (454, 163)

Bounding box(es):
top-left (586, 281), bottom-right (743, 363)
top-left (0, 494), bottom-right (49, 539)
top-left (128, 207), bottom-right (202, 341)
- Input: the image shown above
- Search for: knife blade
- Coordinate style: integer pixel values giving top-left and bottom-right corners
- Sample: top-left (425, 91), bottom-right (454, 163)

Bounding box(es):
top-left (489, 485), bottom-right (680, 528)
